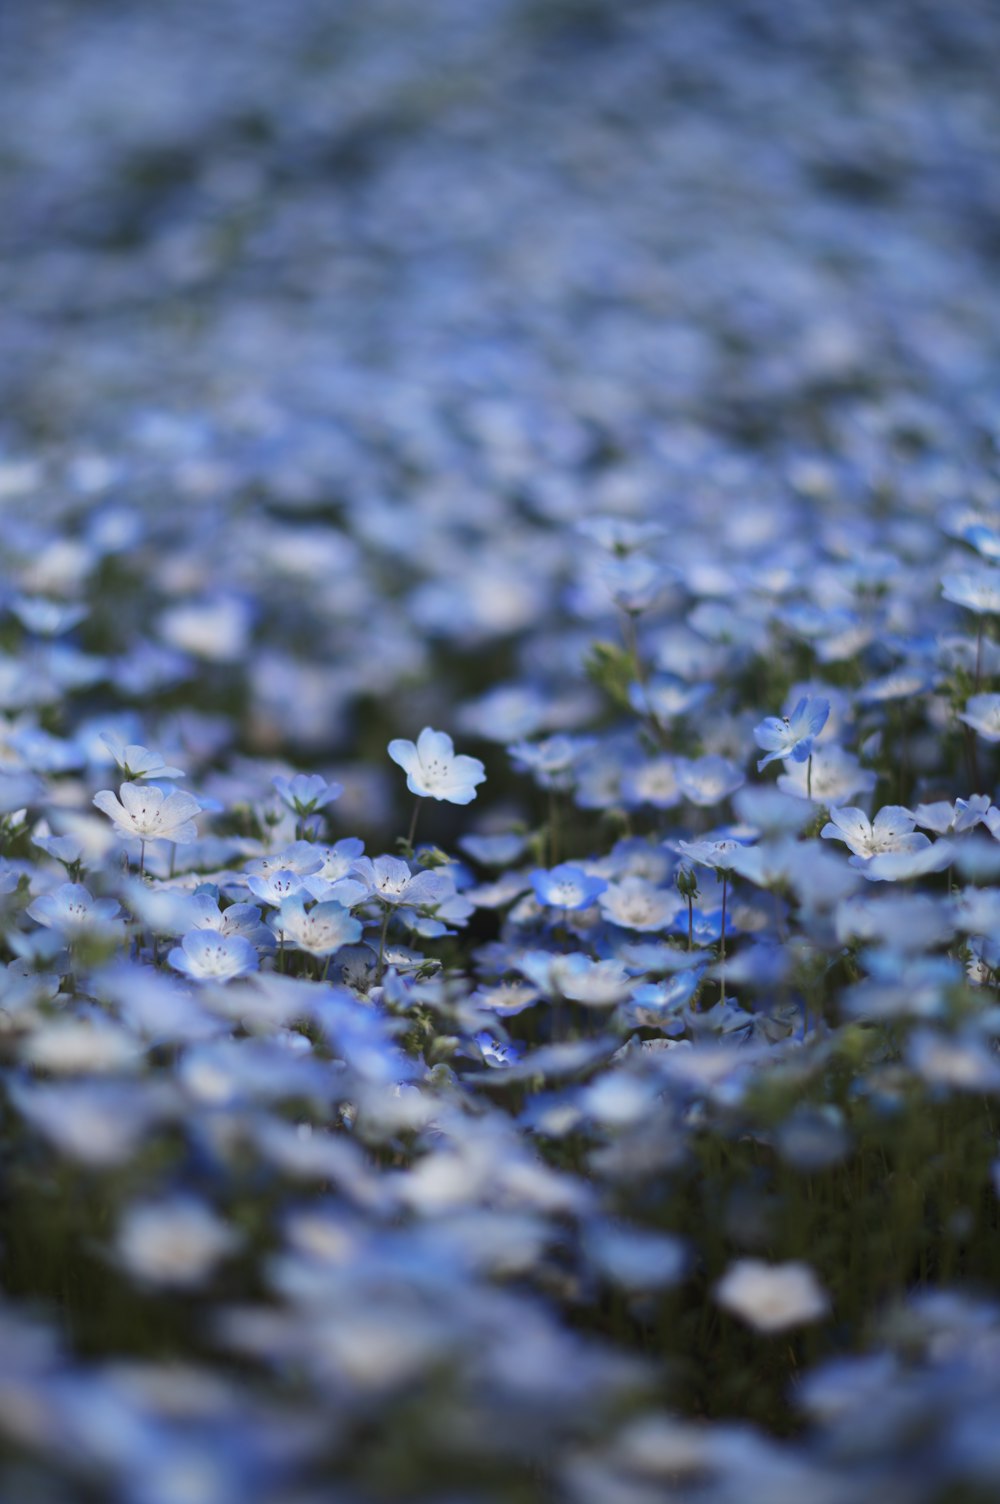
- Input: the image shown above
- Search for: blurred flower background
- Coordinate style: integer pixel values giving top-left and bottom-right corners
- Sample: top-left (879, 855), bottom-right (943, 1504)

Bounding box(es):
top-left (2, 0), bottom-right (1000, 1500)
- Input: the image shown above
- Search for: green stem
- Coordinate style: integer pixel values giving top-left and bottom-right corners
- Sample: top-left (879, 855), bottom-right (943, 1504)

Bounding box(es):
top-left (376, 903), bottom-right (391, 984)
top-left (406, 798), bottom-right (423, 855)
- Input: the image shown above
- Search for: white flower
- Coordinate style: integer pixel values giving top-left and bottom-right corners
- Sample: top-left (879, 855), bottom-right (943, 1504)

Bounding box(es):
top-left (821, 806), bottom-right (929, 861)
top-left (99, 732), bottom-right (185, 780)
top-left (116, 1196), bottom-right (238, 1287)
top-left (387, 727), bottom-right (486, 804)
top-left (777, 744), bottom-right (876, 804)
top-left (598, 876), bottom-right (682, 931)
top-left (714, 1258), bottom-right (829, 1333)
top-left (959, 693), bottom-right (1000, 743)
top-left (942, 569), bottom-right (1000, 615)
top-left (93, 782), bottom-right (200, 844)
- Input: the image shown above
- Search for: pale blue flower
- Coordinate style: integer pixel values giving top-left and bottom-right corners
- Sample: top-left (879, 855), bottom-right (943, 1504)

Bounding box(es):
top-left (530, 863), bottom-right (608, 911)
top-left (959, 693), bottom-right (1000, 742)
top-left (272, 772), bottom-right (343, 816)
top-left (168, 930), bottom-right (259, 982)
top-left (388, 727), bottom-right (486, 803)
top-left (754, 696), bottom-right (830, 771)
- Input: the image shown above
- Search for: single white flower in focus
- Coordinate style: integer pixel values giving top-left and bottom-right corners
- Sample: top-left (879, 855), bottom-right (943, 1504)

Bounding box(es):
top-left (93, 782), bottom-right (200, 845)
top-left (387, 727), bottom-right (486, 804)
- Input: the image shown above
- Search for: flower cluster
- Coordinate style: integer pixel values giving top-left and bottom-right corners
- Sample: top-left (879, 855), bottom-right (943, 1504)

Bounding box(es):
top-left (0, 1), bottom-right (1000, 1500)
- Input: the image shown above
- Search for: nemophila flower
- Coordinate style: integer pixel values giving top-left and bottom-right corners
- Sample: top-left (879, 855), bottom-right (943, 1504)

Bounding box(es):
top-left (98, 733), bottom-right (185, 780)
top-left (459, 831), bottom-right (529, 868)
top-left (599, 876), bottom-right (682, 931)
top-left (515, 951), bottom-right (633, 1007)
top-left (8, 1079), bottom-right (165, 1166)
top-left (714, 1258), bottom-right (830, 1333)
top-left (245, 868), bottom-right (306, 906)
top-left (598, 553), bottom-right (668, 613)
top-left (911, 795), bottom-right (990, 835)
top-left (508, 734), bottom-right (592, 791)
top-left (387, 727), bottom-right (485, 803)
top-left (586, 1224), bottom-right (688, 1293)
top-left (168, 930), bottom-right (259, 982)
top-left (530, 863), bottom-right (608, 911)
top-left (21, 1015), bottom-right (140, 1075)
top-left (93, 782), bottom-right (200, 844)
top-left (116, 1196), bottom-right (239, 1288)
top-left (628, 674), bottom-right (712, 724)
top-left (836, 892), bottom-right (954, 951)
top-left (0, 769), bottom-right (43, 814)
top-left (619, 967), bottom-right (701, 1029)
top-left (470, 979), bottom-right (539, 1016)
top-left (777, 744), bottom-right (876, 803)
top-left (474, 1032), bottom-right (525, 1069)
top-left (821, 806), bottom-right (929, 861)
top-left (121, 878), bottom-right (200, 937)
top-left (350, 854), bottom-right (454, 908)
top-left (842, 953), bottom-right (961, 1020)
top-left (577, 516), bottom-right (666, 553)
top-left (620, 756), bottom-right (681, 810)
top-left (862, 841), bottom-right (956, 883)
top-left (856, 667), bottom-right (935, 705)
top-left (301, 871), bottom-right (368, 907)
top-left (959, 694), bottom-right (1000, 742)
top-left (675, 755), bottom-right (744, 806)
top-left (964, 522), bottom-right (1000, 562)
top-left (908, 1028), bottom-right (1000, 1092)
top-left (573, 738), bottom-right (635, 809)
top-left (267, 895), bottom-right (362, 956)
top-left (26, 882), bottom-right (121, 936)
top-left (188, 893), bottom-right (273, 949)
top-left (457, 683), bottom-right (549, 742)
top-left (405, 888), bottom-right (474, 938)
top-left (942, 569), bottom-right (1000, 615)
top-left (306, 837), bottom-right (365, 881)
top-left (6, 724), bottom-right (84, 774)
top-left (31, 825), bottom-right (84, 868)
top-left (754, 696), bottom-right (830, 771)
top-left (272, 772), bottom-right (343, 817)
top-left (9, 595), bottom-right (88, 636)
top-left (732, 784), bottom-right (811, 835)
top-left (674, 837), bottom-right (747, 872)
top-left (246, 843), bottom-right (325, 878)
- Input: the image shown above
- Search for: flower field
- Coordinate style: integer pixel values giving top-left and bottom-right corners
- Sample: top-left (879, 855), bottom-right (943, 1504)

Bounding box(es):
top-left (2, 1), bottom-right (1000, 1500)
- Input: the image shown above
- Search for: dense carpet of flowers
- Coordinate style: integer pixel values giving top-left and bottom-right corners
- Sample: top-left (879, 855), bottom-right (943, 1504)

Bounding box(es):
top-left (3, 0), bottom-right (1000, 1499)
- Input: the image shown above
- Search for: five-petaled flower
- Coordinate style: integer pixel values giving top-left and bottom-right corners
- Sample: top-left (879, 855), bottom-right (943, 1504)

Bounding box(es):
top-left (93, 783), bottom-right (200, 844)
top-left (754, 696), bottom-right (830, 772)
top-left (387, 728), bottom-right (486, 804)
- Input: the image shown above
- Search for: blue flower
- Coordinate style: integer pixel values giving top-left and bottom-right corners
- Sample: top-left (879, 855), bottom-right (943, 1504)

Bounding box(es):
top-left (754, 696), bottom-right (830, 771)
top-left (530, 863), bottom-right (608, 911)
top-left (272, 772), bottom-right (343, 816)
